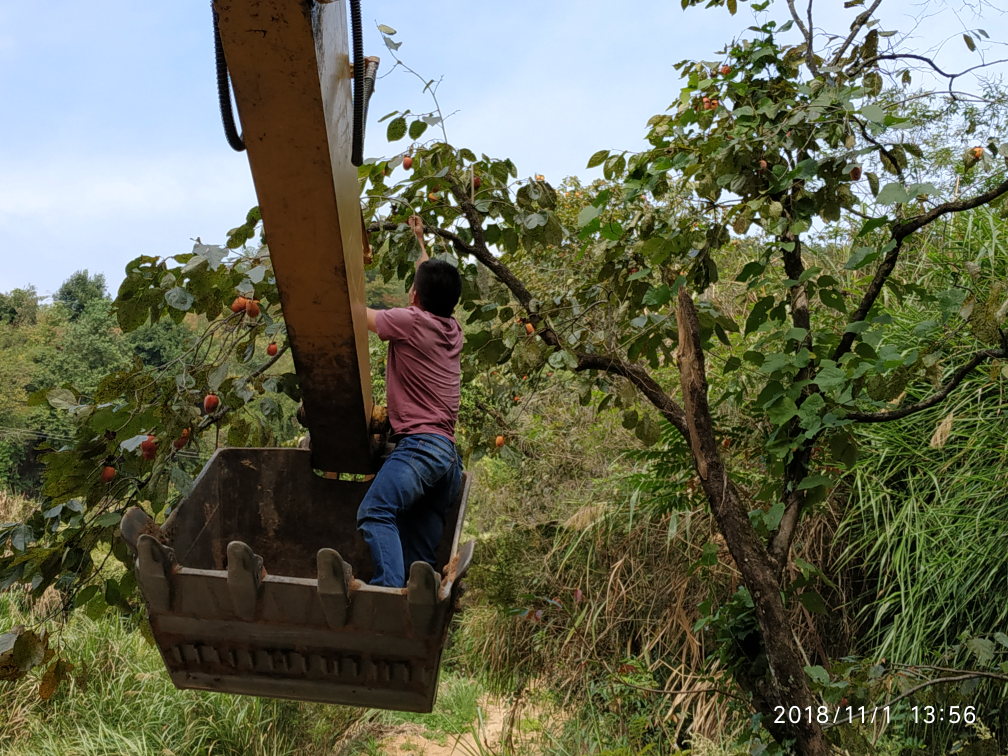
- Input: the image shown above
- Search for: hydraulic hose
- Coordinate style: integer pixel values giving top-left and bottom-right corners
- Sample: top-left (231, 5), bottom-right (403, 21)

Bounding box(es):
top-left (213, 5), bottom-right (245, 152)
top-left (349, 0), bottom-right (365, 166)
top-left (213, 0), bottom-right (373, 161)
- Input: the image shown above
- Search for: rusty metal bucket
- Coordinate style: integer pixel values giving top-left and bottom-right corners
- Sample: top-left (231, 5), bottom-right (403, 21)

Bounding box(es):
top-left (121, 447), bottom-right (474, 712)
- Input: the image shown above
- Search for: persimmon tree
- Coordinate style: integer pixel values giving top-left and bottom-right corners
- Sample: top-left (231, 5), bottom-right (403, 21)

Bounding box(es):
top-left (0, 214), bottom-right (303, 695)
top-left (361, 4), bottom-right (1008, 753)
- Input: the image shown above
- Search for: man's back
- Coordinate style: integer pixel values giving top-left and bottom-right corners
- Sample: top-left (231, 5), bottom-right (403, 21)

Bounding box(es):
top-left (375, 306), bottom-right (462, 441)
top-left (359, 216), bottom-right (465, 588)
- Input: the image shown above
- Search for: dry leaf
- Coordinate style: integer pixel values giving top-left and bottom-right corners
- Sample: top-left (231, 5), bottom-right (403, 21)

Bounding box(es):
top-left (930, 410), bottom-right (954, 449)
top-left (563, 504), bottom-right (603, 530)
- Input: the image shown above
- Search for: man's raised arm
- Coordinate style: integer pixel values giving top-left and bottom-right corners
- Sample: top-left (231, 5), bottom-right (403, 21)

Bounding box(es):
top-left (367, 215), bottom-right (428, 333)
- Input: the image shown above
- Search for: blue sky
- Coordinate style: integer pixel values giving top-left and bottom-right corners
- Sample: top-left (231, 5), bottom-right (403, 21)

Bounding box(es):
top-left (0, 0), bottom-right (995, 297)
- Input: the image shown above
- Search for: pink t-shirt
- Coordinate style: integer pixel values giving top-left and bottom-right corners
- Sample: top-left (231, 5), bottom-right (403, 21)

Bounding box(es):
top-left (375, 306), bottom-right (463, 442)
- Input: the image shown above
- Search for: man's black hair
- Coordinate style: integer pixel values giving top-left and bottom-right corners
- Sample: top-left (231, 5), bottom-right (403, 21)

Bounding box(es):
top-left (414, 259), bottom-right (462, 318)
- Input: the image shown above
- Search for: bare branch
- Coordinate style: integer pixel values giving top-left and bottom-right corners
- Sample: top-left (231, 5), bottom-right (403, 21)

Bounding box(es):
top-left (895, 177), bottom-right (1008, 241)
top-left (834, 178), bottom-right (1008, 362)
top-left (854, 53), bottom-right (1008, 97)
top-left (845, 348), bottom-right (1006, 423)
top-left (832, 238), bottom-right (903, 362)
top-left (824, 672), bottom-right (1008, 730)
top-left (829, 0), bottom-right (883, 68)
top-left (785, 0), bottom-right (820, 77)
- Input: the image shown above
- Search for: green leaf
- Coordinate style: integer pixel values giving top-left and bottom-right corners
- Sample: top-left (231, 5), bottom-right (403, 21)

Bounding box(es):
top-left (861, 103), bottom-right (886, 123)
top-left (627, 267), bottom-right (651, 281)
top-left (408, 120), bottom-right (428, 140)
top-left (819, 289), bottom-right (846, 312)
top-left (967, 637), bottom-right (994, 664)
top-left (164, 287), bottom-right (194, 311)
top-left (387, 117), bottom-right (407, 142)
top-left (797, 474), bottom-right (831, 491)
top-left (857, 217), bottom-right (888, 238)
top-left (377, 24), bottom-right (397, 35)
top-left (736, 261), bottom-right (765, 283)
top-left (764, 502), bottom-right (784, 530)
top-left (963, 34), bottom-right (976, 52)
top-left (577, 204), bottom-right (602, 228)
top-left (745, 296), bottom-right (775, 335)
top-left (804, 665), bottom-right (830, 685)
top-left (46, 388), bottom-right (78, 410)
top-left (208, 364), bottom-right (228, 392)
top-left (643, 285), bottom-right (671, 307)
top-left (845, 246), bottom-right (880, 270)
top-left (867, 172), bottom-right (880, 197)
top-left (876, 183), bottom-right (911, 206)
top-left (170, 467), bottom-right (193, 497)
top-left (798, 591), bottom-right (827, 615)
top-left (96, 512), bottom-right (122, 528)
top-left (586, 150), bottom-right (609, 169)
top-left (815, 364), bottom-right (847, 391)
top-left (767, 397), bottom-right (798, 425)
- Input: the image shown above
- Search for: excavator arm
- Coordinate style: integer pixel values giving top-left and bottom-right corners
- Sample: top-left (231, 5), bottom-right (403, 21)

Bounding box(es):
top-left (118, 0), bottom-right (474, 712)
top-left (215, 0), bottom-right (374, 473)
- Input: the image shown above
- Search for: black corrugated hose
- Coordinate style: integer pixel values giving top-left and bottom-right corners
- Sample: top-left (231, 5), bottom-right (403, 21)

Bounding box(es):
top-left (213, 1), bottom-right (372, 163)
top-left (212, 5), bottom-right (245, 152)
top-left (349, 0), bottom-right (366, 166)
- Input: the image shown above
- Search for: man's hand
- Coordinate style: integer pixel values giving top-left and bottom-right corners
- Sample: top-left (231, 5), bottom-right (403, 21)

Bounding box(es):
top-left (407, 214), bottom-right (429, 270)
top-left (407, 214), bottom-right (424, 240)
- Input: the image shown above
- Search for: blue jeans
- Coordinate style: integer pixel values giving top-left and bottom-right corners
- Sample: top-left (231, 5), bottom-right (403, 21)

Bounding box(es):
top-left (357, 433), bottom-right (463, 588)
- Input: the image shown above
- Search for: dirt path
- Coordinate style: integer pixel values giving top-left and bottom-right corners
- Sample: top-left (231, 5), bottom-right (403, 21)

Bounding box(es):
top-left (377, 697), bottom-right (521, 756)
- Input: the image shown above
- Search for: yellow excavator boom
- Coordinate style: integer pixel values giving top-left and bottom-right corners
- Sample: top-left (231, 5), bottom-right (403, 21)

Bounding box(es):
top-left (120, 0), bottom-right (474, 713)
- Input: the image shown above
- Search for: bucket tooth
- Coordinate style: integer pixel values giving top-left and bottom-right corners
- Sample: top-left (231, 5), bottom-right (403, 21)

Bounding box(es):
top-left (317, 548), bottom-right (353, 628)
top-left (226, 541), bottom-right (264, 621)
top-left (439, 539), bottom-right (476, 601)
top-left (407, 561), bottom-right (440, 636)
top-left (455, 539), bottom-right (475, 580)
top-left (121, 507), bottom-right (160, 555)
top-left (136, 534), bottom-right (175, 612)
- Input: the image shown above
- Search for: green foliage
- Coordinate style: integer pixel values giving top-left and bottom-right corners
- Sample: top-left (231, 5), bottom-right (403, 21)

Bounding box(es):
top-left (0, 212), bottom-right (301, 632)
top-left (55, 270), bottom-right (107, 320)
top-left (0, 591), bottom-right (363, 755)
top-left (0, 286), bottom-right (39, 326)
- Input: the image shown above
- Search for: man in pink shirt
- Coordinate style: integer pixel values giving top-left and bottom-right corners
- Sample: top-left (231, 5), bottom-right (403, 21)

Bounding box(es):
top-left (360, 215), bottom-right (464, 587)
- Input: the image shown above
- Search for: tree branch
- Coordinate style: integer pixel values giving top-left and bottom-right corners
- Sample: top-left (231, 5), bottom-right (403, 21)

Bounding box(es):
top-left (845, 348), bottom-right (1006, 423)
top-left (823, 671), bottom-right (1008, 730)
top-left (770, 233), bottom-right (814, 578)
top-left (676, 287), bottom-right (829, 755)
top-left (785, 0), bottom-right (820, 77)
top-left (895, 177), bottom-right (1008, 241)
top-left (829, 0), bottom-right (883, 68)
top-left (835, 177), bottom-right (1008, 363)
top-left (833, 239), bottom-right (903, 362)
top-left (853, 54), bottom-right (1008, 97)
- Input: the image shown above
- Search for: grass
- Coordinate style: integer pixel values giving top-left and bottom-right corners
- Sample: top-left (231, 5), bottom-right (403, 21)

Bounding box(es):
top-left (0, 586), bottom-right (500, 756)
top-left (838, 376), bottom-right (1008, 664)
top-left (1, 590), bottom-right (327, 755)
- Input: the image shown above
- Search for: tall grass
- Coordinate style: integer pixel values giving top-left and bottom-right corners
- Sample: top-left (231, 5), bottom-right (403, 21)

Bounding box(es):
top-left (835, 200), bottom-right (1008, 666)
top-left (838, 374), bottom-right (1008, 664)
top-left (0, 590), bottom-right (365, 755)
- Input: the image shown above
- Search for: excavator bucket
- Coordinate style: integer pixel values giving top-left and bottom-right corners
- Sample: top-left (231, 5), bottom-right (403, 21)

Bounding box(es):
top-left (121, 451), bottom-right (473, 711)
top-left (120, 0), bottom-right (474, 712)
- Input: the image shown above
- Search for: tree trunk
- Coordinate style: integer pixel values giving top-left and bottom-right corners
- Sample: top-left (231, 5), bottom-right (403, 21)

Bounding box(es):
top-left (676, 288), bottom-right (831, 756)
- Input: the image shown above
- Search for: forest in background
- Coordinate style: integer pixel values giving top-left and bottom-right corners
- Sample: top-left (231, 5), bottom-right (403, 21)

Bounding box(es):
top-left (3, 0), bottom-right (1008, 754)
